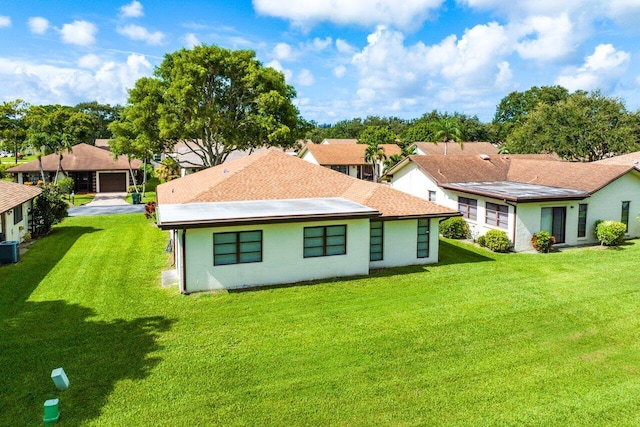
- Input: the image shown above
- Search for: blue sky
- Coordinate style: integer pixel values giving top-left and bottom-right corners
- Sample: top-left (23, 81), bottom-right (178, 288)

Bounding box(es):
top-left (1, 0), bottom-right (639, 123)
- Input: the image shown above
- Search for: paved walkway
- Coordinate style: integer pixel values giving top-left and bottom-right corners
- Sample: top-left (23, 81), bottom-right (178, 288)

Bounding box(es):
top-left (85, 192), bottom-right (129, 206)
top-left (68, 192), bottom-right (146, 217)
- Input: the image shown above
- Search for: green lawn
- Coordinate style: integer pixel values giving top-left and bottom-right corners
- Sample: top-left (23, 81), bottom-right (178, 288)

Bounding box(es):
top-left (3, 215), bottom-right (640, 426)
top-left (67, 193), bottom-right (95, 206)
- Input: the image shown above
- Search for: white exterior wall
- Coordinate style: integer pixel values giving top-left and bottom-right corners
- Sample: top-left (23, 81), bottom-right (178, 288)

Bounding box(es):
top-left (300, 150), bottom-right (319, 165)
top-left (369, 218), bottom-right (440, 269)
top-left (2, 200), bottom-right (33, 242)
top-left (391, 163), bottom-right (449, 204)
top-left (181, 219), bottom-right (370, 291)
top-left (583, 172), bottom-right (640, 239)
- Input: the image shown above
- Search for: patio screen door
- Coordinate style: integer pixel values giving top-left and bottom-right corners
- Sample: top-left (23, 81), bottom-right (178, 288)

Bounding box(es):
top-left (541, 207), bottom-right (566, 243)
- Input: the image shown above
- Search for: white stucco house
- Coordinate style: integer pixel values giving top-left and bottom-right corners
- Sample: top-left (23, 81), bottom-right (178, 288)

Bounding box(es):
top-left (386, 154), bottom-right (640, 252)
top-left (298, 142), bottom-right (402, 181)
top-left (0, 180), bottom-right (42, 243)
top-left (156, 150), bottom-right (458, 293)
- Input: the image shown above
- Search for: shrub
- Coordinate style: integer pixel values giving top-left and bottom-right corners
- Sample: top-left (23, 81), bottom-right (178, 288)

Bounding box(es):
top-left (477, 235), bottom-right (486, 247)
top-left (55, 177), bottom-right (74, 195)
top-left (596, 220), bottom-right (626, 246)
top-left (483, 229), bottom-right (511, 253)
top-left (128, 185), bottom-right (141, 193)
top-left (531, 231), bottom-right (556, 253)
top-left (440, 217), bottom-right (470, 239)
top-left (593, 219), bottom-right (603, 239)
top-left (31, 185), bottom-right (68, 237)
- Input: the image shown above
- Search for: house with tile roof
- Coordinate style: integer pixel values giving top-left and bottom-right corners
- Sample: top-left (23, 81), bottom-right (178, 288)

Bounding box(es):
top-left (156, 149), bottom-right (458, 292)
top-left (7, 143), bottom-right (142, 193)
top-left (298, 143), bottom-right (402, 181)
top-left (0, 181), bottom-right (42, 243)
top-left (386, 154), bottom-right (640, 252)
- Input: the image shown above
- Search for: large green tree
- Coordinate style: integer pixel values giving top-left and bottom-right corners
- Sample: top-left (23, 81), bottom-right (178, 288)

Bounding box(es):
top-left (0, 99), bottom-right (29, 164)
top-left (431, 117), bottom-right (464, 155)
top-left (74, 101), bottom-right (123, 141)
top-left (109, 77), bottom-right (170, 192)
top-left (491, 85), bottom-right (569, 143)
top-left (144, 44), bottom-right (303, 167)
top-left (505, 91), bottom-right (639, 162)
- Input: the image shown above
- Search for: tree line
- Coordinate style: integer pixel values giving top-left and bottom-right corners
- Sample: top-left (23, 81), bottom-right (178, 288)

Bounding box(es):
top-left (2, 44), bottom-right (640, 169)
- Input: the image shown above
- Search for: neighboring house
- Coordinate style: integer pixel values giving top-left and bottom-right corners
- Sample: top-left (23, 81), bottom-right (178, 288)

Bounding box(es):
top-left (0, 181), bottom-right (42, 243)
top-left (386, 154), bottom-right (640, 252)
top-left (165, 141), bottom-right (296, 176)
top-left (7, 143), bottom-right (142, 193)
top-left (298, 143), bottom-right (402, 181)
top-left (156, 150), bottom-right (458, 293)
top-left (412, 141), bottom-right (499, 156)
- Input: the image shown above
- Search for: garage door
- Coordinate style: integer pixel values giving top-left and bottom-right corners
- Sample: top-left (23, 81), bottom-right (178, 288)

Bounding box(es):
top-left (99, 173), bottom-right (127, 192)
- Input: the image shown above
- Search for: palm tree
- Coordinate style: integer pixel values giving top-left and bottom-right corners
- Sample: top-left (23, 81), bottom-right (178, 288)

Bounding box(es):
top-left (364, 143), bottom-right (387, 182)
top-left (431, 117), bottom-right (464, 155)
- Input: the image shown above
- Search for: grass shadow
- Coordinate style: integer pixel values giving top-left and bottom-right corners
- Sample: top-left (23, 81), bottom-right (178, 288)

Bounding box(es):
top-left (436, 239), bottom-right (495, 266)
top-left (1, 300), bottom-right (173, 426)
top-left (0, 224), bottom-right (175, 425)
top-left (0, 226), bottom-right (100, 320)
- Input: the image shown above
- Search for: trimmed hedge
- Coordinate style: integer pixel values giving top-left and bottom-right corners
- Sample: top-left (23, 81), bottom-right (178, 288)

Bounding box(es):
top-left (483, 229), bottom-right (511, 253)
top-left (440, 217), bottom-right (469, 239)
top-left (596, 220), bottom-right (626, 246)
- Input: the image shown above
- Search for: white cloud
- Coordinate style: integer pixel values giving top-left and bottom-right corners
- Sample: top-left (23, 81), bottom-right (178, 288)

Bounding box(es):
top-left (28, 17), bottom-right (49, 34)
top-left (60, 20), bottom-right (97, 46)
top-left (78, 54), bottom-right (102, 70)
top-left (312, 37), bottom-right (332, 50)
top-left (495, 61), bottom-right (513, 89)
top-left (336, 38), bottom-right (356, 54)
top-left (334, 65), bottom-right (347, 78)
top-left (266, 60), bottom-right (293, 82)
top-left (555, 44), bottom-right (630, 92)
top-left (183, 33), bottom-right (200, 48)
top-left (0, 16), bottom-right (11, 28)
top-left (514, 14), bottom-right (577, 61)
top-left (253, 0), bottom-right (445, 29)
top-left (350, 24), bottom-right (516, 113)
top-left (0, 53), bottom-right (153, 105)
top-left (120, 1), bottom-right (144, 18)
top-left (297, 69), bottom-right (315, 86)
top-left (117, 24), bottom-right (165, 45)
top-left (272, 42), bottom-right (295, 61)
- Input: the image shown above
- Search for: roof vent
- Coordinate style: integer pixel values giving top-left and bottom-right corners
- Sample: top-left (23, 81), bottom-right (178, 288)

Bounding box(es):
top-left (479, 154), bottom-right (490, 160)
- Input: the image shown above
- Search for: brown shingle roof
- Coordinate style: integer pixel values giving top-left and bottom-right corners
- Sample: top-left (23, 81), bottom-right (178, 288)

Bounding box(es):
top-left (322, 139), bottom-right (358, 145)
top-left (403, 154), bottom-right (636, 194)
top-left (0, 181), bottom-right (41, 214)
top-left (507, 160), bottom-right (633, 193)
top-left (413, 141), bottom-right (498, 156)
top-left (7, 143), bottom-right (142, 173)
top-left (157, 149), bottom-right (457, 219)
top-left (303, 143), bottom-right (402, 165)
top-left (595, 151), bottom-right (640, 166)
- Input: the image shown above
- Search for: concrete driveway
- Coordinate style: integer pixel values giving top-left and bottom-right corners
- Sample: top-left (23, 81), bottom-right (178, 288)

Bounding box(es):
top-left (68, 192), bottom-right (146, 217)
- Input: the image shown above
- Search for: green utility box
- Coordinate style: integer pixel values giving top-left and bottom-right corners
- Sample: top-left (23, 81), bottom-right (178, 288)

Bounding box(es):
top-left (43, 398), bottom-right (60, 424)
top-left (131, 192), bottom-right (141, 204)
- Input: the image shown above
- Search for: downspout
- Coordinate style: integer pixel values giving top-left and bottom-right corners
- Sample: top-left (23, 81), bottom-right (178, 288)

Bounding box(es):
top-left (505, 201), bottom-right (517, 251)
top-left (181, 228), bottom-right (188, 295)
